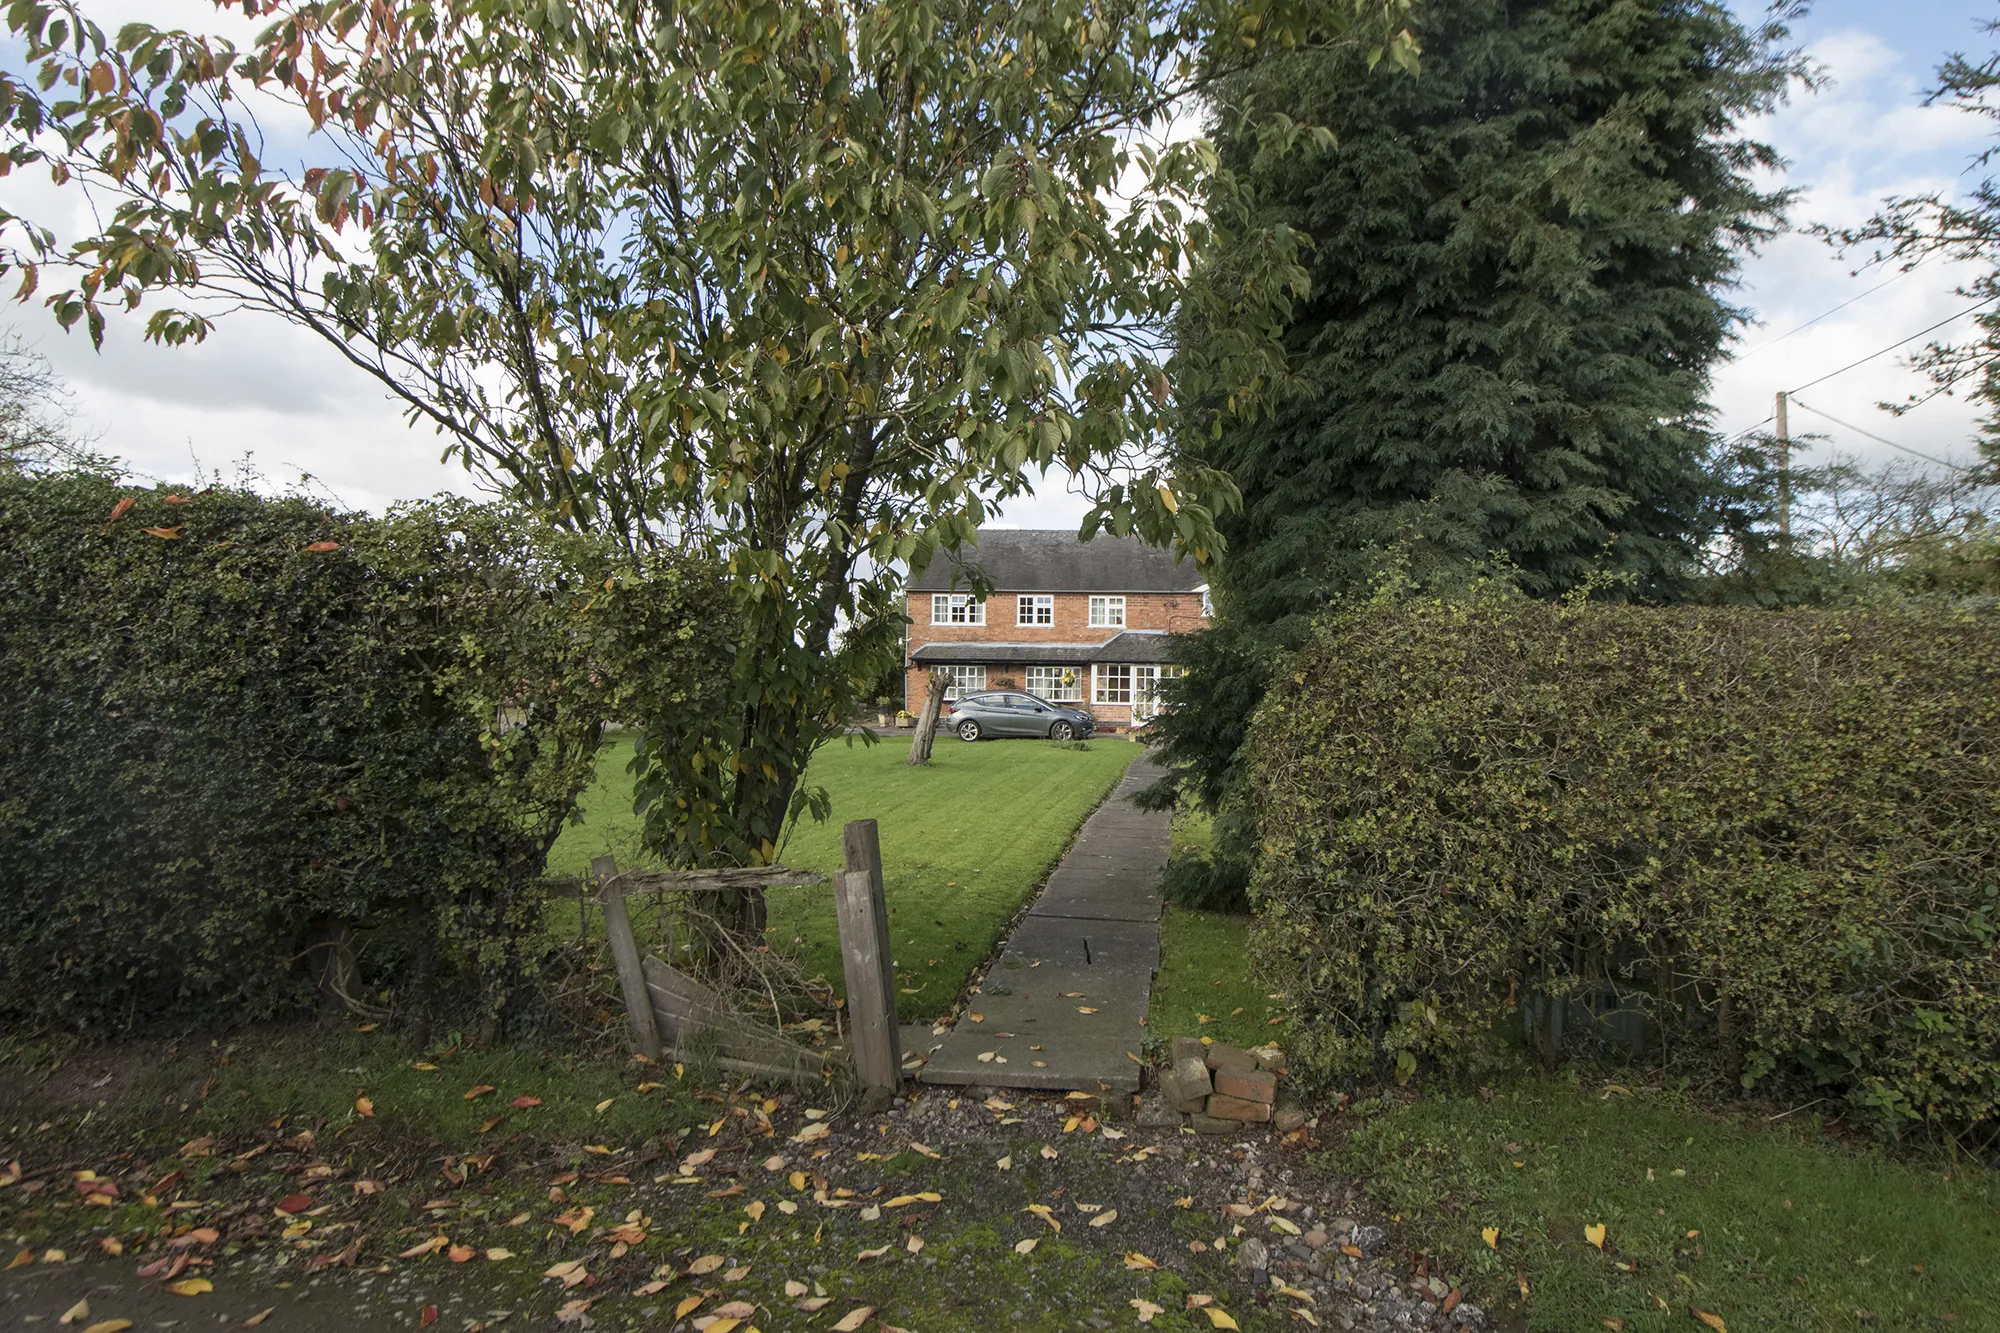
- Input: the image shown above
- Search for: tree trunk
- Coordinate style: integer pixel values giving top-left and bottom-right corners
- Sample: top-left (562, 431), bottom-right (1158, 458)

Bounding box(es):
top-left (908, 670), bottom-right (949, 764)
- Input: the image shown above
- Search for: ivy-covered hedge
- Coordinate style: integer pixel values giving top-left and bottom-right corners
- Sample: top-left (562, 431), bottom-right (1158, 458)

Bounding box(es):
top-left (1249, 590), bottom-right (2000, 1138)
top-left (0, 471), bottom-right (730, 1033)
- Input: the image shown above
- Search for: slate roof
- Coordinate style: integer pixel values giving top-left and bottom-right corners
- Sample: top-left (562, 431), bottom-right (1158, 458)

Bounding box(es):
top-left (911, 630), bottom-right (1181, 666)
top-left (907, 529), bottom-right (1203, 594)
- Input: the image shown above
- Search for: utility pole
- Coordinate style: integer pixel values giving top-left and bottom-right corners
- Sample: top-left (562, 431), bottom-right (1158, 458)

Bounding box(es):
top-left (1774, 390), bottom-right (1791, 546)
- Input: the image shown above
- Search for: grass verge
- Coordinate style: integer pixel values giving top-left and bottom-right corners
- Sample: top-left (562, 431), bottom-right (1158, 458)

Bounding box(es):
top-left (1148, 908), bottom-right (1282, 1052)
top-left (1336, 1073), bottom-right (2000, 1332)
top-left (549, 733), bottom-right (1142, 1021)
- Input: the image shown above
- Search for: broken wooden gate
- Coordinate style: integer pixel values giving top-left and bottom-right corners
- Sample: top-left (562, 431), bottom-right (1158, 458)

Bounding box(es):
top-left (594, 819), bottom-right (902, 1104)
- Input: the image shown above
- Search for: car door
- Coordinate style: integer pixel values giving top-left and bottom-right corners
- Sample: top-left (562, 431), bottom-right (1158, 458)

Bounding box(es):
top-left (1004, 693), bottom-right (1045, 736)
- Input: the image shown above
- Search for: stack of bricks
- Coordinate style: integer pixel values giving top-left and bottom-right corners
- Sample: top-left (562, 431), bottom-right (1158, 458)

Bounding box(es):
top-left (1161, 1036), bottom-right (1301, 1130)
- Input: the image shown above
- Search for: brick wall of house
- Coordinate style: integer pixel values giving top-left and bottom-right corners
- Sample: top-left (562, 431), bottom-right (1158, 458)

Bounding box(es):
top-left (902, 590), bottom-right (1208, 722)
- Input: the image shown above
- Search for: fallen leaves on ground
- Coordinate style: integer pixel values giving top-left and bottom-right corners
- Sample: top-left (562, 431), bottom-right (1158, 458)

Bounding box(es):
top-left (354, 1097), bottom-right (374, 1117)
top-left (510, 1096), bottom-right (542, 1109)
top-left (59, 1298), bottom-right (89, 1325)
top-left (165, 1278), bottom-right (212, 1297)
top-left (1123, 1252), bottom-right (1159, 1270)
top-left (686, 1255), bottom-right (726, 1276)
top-left (1584, 1223), bottom-right (1607, 1249)
top-left (82, 1322), bottom-right (132, 1333)
top-left (831, 1308), bottom-right (877, 1332)
top-left (1693, 1311), bottom-right (1728, 1332)
top-left (242, 1310), bottom-right (275, 1327)
top-left (462, 1084), bottom-right (496, 1101)
top-left (1089, 1209), bottom-right (1119, 1228)
top-left (1481, 1227), bottom-right (1499, 1249)
top-left (1014, 1238), bottom-right (1038, 1255)
top-left (1131, 1299), bottom-right (1164, 1323)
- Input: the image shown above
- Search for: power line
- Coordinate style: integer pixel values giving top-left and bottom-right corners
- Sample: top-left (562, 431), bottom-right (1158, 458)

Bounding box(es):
top-left (1721, 414), bottom-right (1774, 445)
top-left (1787, 397), bottom-right (1976, 473)
top-left (1786, 295), bottom-right (2000, 396)
top-left (1733, 264), bottom-right (1920, 365)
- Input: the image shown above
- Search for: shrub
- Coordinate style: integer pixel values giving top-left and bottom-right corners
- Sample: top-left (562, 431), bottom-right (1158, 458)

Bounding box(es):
top-left (1160, 850), bottom-right (1252, 913)
top-left (0, 472), bottom-right (730, 1033)
top-left (1249, 588), bottom-right (2000, 1139)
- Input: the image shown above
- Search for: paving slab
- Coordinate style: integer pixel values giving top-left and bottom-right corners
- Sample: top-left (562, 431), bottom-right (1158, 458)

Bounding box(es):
top-left (922, 758), bottom-right (1168, 1093)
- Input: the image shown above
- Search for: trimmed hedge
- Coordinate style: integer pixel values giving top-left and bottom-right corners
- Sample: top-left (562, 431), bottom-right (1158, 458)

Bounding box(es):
top-left (1249, 590), bottom-right (2000, 1138)
top-left (0, 472), bottom-right (730, 1032)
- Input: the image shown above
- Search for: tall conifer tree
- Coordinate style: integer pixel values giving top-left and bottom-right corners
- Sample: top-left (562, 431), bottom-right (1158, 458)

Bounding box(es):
top-left (1156, 0), bottom-right (1806, 821)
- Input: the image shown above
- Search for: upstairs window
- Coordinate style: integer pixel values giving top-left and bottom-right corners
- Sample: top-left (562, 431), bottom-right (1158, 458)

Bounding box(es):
top-left (931, 593), bottom-right (984, 626)
top-left (1017, 594), bottom-right (1054, 626)
top-left (1197, 584), bottom-right (1214, 618)
top-left (1088, 595), bottom-right (1126, 628)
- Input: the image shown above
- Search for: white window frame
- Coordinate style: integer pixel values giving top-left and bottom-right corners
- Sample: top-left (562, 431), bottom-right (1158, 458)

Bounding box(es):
top-left (1027, 665), bottom-right (1082, 703)
top-left (1088, 595), bottom-right (1126, 628)
top-left (940, 665), bottom-right (987, 700)
top-left (1196, 584), bottom-right (1214, 618)
top-left (1016, 594), bottom-right (1054, 627)
top-left (1092, 663), bottom-right (1133, 705)
top-left (931, 593), bottom-right (984, 626)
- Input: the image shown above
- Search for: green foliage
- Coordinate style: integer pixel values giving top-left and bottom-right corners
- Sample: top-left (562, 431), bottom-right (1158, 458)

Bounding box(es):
top-left (1152, 0), bottom-right (1805, 811)
top-left (0, 470), bottom-right (728, 1032)
top-left (1249, 588), bottom-right (2000, 1141)
top-left (0, 0), bottom-right (1415, 888)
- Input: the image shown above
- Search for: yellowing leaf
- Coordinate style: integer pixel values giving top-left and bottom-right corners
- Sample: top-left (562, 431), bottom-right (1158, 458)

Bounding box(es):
top-left (1131, 1298), bottom-right (1165, 1323)
top-left (1584, 1223), bottom-right (1607, 1249)
top-left (856, 1245), bottom-right (890, 1261)
top-left (595, 1098), bottom-right (615, 1114)
top-left (1693, 1311), bottom-right (1728, 1332)
top-left (82, 1323), bottom-right (133, 1333)
top-left (906, 1235), bottom-right (925, 1254)
top-left (1481, 1227), bottom-right (1499, 1249)
top-left (686, 1254), bottom-right (726, 1275)
top-left (1014, 1237), bottom-right (1037, 1254)
top-left (884, 1192), bottom-right (941, 1208)
top-left (1089, 1209), bottom-right (1119, 1228)
top-left (59, 1298), bottom-right (89, 1325)
top-left (484, 1247), bottom-right (514, 1261)
top-left (831, 1308), bottom-right (877, 1332)
top-left (1202, 1309), bottom-right (1240, 1330)
top-left (1123, 1252), bottom-right (1159, 1270)
top-left (462, 1084), bottom-right (496, 1100)
top-left (791, 1121), bottom-right (832, 1143)
top-left (354, 1096), bottom-right (374, 1117)
top-left (674, 1294), bottom-right (704, 1318)
top-left (166, 1278), bottom-right (213, 1296)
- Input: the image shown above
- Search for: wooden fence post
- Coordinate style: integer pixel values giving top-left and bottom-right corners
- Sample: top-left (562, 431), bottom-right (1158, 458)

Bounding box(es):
top-left (595, 854), bottom-right (664, 1062)
top-left (838, 820), bottom-right (901, 1106)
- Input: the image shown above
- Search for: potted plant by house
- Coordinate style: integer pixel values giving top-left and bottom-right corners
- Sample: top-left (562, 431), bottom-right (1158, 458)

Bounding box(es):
top-left (875, 695), bottom-right (894, 727)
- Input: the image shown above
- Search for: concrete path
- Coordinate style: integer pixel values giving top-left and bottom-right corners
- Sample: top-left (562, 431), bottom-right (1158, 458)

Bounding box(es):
top-left (911, 756), bottom-right (1168, 1093)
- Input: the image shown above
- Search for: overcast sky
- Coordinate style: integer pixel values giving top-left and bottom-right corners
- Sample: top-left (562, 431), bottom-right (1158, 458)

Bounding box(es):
top-left (7, 0), bottom-right (1999, 523)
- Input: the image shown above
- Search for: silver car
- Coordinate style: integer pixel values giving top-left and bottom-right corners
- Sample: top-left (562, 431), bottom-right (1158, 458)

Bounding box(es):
top-left (945, 690), bottom-right (1095, 742)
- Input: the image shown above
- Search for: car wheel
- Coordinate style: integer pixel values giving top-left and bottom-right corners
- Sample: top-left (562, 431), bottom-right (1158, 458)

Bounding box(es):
top-left (956, 720), bottom-right (982, 742)
top-left (1049, 721), bottom-right (1075, 741)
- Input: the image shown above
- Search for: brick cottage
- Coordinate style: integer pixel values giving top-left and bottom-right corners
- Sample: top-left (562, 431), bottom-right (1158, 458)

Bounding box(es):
top-left (904, 529), bottom-right (1210, 731)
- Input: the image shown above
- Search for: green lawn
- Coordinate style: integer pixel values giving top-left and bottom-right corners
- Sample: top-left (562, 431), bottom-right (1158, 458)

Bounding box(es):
top-left (550, 732), bottom-right (1141, 1021)
top-left (1340, 1075), bottom-right (2000, 1332)
top-left (1147, 907), bottom-right (1283, 1052)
